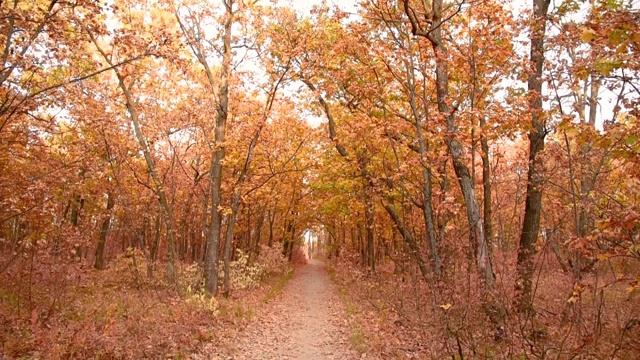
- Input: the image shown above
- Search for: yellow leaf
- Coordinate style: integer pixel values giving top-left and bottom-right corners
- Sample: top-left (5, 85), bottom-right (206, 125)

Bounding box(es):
top-left (575, 68), bottom-right (589, 81)
top-left (581, 28), bottom-right (596, 43)
top-left (439, 303), bottom-right (452, 311)
top-left (616, 41), bottom-right (629, 54)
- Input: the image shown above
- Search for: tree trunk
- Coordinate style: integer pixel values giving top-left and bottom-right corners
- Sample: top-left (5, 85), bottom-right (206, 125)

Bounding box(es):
top-left (249, 208), bottom-right (265, 262)
top-left (70, 192), bottom-right (84, 260)
top-left (516, 0), bottom-right (550, 314)
top-left (201, 172), bottom-right (211, 263)
top-left (223, 192), bottom-right (241, 297)
top-left (268, 209), bottom-right (275, 247)
top-left (94, 192), bottom-right (115, 270)
top-left (118, 81), bottom-right (176, 280)
top-left (403, 0), bottom-right (494, 285)
top-left (382, 200), bottom-right (430, 280)
top-left (151, 213), bottom-right (161, 262)
top-left (180, 162), bottom-right (200, 261)
top-left (86, 27), bottom-right (179, 282)
top-left (204, 1), bottom-right (233, 295)
top-left (406, 56), bottom-right (441, 276)
top-left (361, 165), bottom-right (376, 273)
top-left (480, 118), bottom-right (493, 248)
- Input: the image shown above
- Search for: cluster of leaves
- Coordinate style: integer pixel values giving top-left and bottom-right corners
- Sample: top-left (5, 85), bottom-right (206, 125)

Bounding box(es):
top-left (256, 243), bottom-right (290, 275)
top-left (185, 286), bottom-right (221, 316)
top-left (221, 250), bottom-right (267, 291)
top-left (180, 243), bottom-right (290, 296)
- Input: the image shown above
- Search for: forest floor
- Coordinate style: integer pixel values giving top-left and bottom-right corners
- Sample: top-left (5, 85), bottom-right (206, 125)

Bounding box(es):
top-left (197, 259), bottom-right (361, 360)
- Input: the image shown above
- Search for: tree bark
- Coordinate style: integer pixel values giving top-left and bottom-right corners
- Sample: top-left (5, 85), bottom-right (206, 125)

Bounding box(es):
top-left (405, 58), bottom-right (441, 277)
top-left (480, 118), bottom-right (493, 247)
top-left (403, 0), bottom-right (494, 285)
top-left (223, 192), bottom-right (241, 297)
top-left (204, 0), bottom-right (233, 295)
top-left (268, 209), bottom-right (275, 247)
top-left (86, 29), bottom-right (178, 282)
top-left (516, 0), bottom-right (550, 314)
top-left (382, 200), bottom-right (430, 280)
top-left (359, 156), bottom-right (376, 273)
top-left (249, 208), bottom-right (265, 262)
top-left (94, 192), bottom-right (115, 270)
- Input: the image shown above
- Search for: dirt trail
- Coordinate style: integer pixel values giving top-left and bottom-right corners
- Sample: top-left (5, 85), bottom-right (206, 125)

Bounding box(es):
top-left (216, 259), bottom-right (357, 360)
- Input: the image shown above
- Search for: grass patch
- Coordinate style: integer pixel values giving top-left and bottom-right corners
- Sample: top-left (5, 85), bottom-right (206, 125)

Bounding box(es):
top-left (350, 326), bottom-right (368, 354)
top-left (327, 266), bottom-right (337, 282)
top-left (338, 287), bottom-right (356, 316)
top-left (327, 263), bottom-right (370, 355)
top-left (217, 300), bottom-right (255, 321)
top-left (262, 267), bottom-right (294, 304)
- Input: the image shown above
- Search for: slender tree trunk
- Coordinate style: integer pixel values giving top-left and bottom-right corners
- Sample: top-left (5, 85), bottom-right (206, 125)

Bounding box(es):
top-left (223, 192), bottom-right (241, 297)
top-left (403, 0), bottom-right (494, 285)
top-left (406, 56), bottom-right (441, 276)
top-left (87, 27), bottom-right (179, 282)
top-left (180, 190), bottom-right (194, 261)
top-left (516, 0), bottom-right (550, 314)
top-left (288, 223), bottom-right (296, 261)
top-left (578, 75), bottom-right (601, 238)
top-left (94, 192), bottom-right (115, 270)
top-left (116, 79), bottom-right (176, 279)
top-left (70, 194), bottom-right (82, 227)
top-left (151, 214), bottom-right (161, 262)
top-left (70, 190), bottom-right (84, 260)
top-left (204, 1), bottom-right (233, 295)
top-left (480, 117), bottom-right (493, 247)
top-left (360, 162), bottom-right (376, 273)
top-left (201, 173), bottom-right (211, 263)
top-left (122, 81), bottom-right (177, 280)
top-left (249, 208), bottom-right (265, 262)
top-left (268, 209), bottom-right (275, 247)
top-left (382, 200), bottom-right (430, 280)
top-left (283, 213), bottom-right (296, 260)
top-left (180, 162), bottom-right (200, 261)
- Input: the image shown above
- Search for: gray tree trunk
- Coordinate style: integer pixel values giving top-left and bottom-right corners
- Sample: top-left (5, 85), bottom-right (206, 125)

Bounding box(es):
top-left (516, 0), bottom-right (550, 314)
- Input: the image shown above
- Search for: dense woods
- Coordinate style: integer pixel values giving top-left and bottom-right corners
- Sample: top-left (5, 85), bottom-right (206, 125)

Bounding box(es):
top-left (1, 0), bottom-right (639, 358)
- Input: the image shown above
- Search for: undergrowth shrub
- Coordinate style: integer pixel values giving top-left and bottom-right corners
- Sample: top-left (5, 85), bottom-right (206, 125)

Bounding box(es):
top-left (220, 249), bottom-right (265, 290)
top-left (181, 261), bottom-right (204, 290)
top-left (185, 285), bottom-right (220, 316)
top-left (179, 244), bottom-right (290, 294)
top-left (256, 243), bottom-right (289, 275)
top-left (290, 245), bottom-right (308, 265)
top-left (109, 247), bottom-right (159, 287)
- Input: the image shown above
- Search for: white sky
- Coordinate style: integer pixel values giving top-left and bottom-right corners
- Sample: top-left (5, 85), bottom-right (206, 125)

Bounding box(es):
top-left (282, 0), bottom-right (635, 129)
top-left (286, 0), bottom-right (359, 14)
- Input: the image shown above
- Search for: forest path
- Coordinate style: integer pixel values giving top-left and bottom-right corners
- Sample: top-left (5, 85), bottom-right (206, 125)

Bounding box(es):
top-left (215, 259), bottom-right (358, 359)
